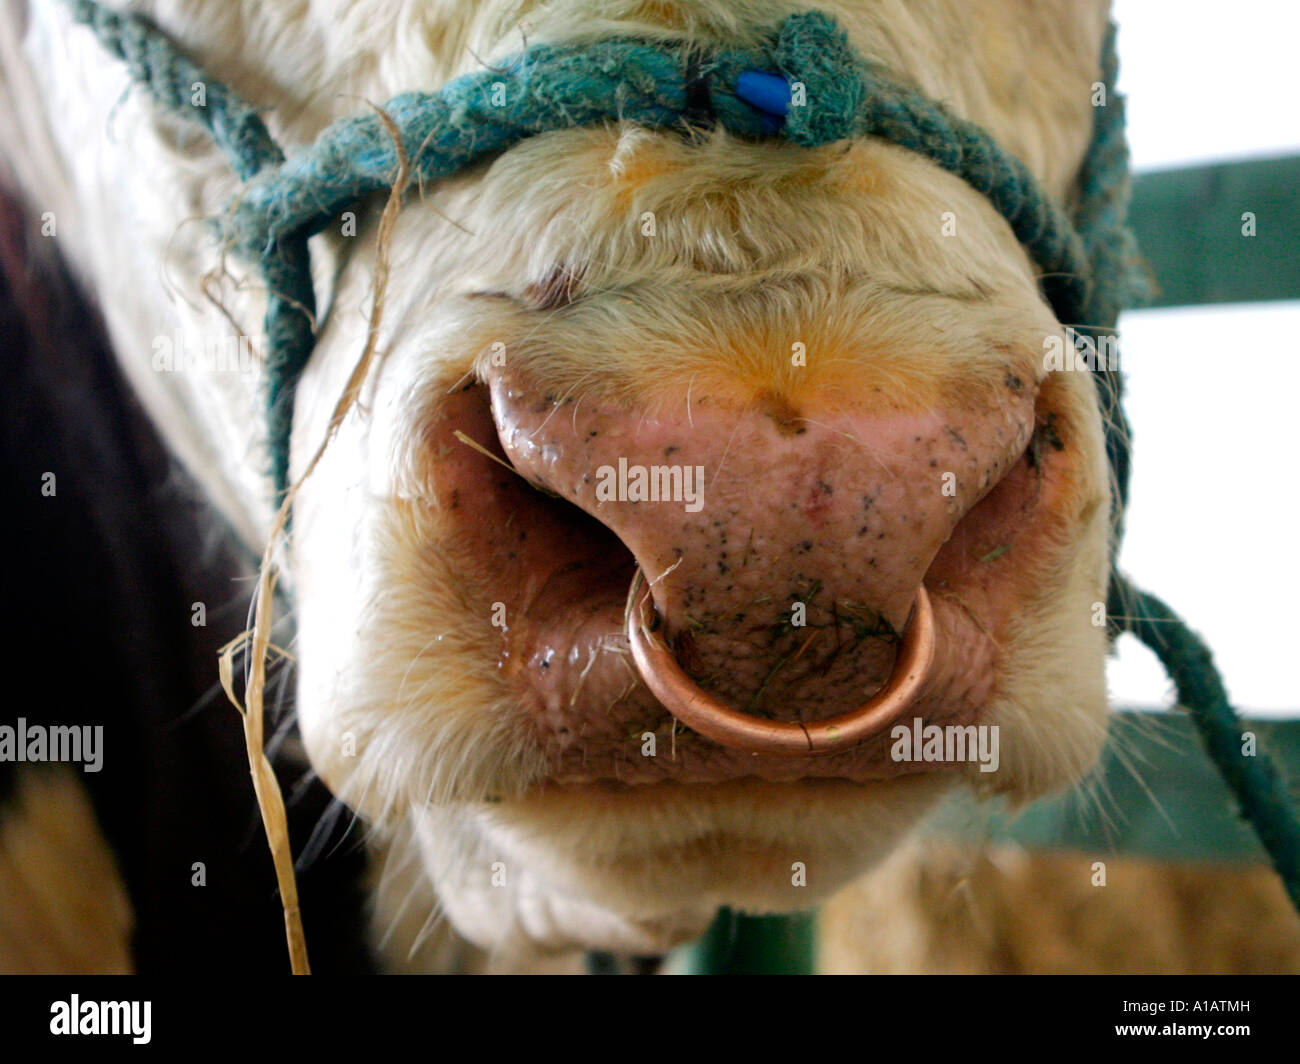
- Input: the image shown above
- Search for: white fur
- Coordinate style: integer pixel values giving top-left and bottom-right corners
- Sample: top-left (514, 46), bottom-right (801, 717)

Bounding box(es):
top-left (0, 0), bottom-right (1114, 963)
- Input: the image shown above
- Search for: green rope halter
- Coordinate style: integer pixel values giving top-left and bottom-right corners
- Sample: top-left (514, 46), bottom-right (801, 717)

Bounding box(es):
top-left (66, 0), bottom-right (1300, 914)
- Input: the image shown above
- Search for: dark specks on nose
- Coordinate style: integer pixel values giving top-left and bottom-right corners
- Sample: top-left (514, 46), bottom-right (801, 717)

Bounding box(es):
top-left (803, 478), bottom-right (834, 526)
top-left (1027, 412), bottom-right (1067, 471)
top-left (485, 359), bottom-right (1037, 736)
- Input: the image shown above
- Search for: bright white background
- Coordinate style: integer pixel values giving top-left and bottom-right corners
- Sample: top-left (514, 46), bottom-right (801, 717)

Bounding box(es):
top-left (1104, 0), bottom-right (1300, 714)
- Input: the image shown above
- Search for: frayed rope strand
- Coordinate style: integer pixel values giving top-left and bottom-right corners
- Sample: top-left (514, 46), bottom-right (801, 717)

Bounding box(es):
top-left (1115, 576), bottom-right (1300, 910)
top-left (218, 616), bottom-right (310, 974)
top-left (212, 109), bottom-right (413, 975)
top-left (66, 0), bottom-right (283, 180)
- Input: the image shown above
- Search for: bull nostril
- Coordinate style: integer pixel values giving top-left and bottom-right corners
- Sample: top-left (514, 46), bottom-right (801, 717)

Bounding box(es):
top-left (485, 364), bottom-right (1032, 731)
top-left (625, 568), bottom-right (935, 758)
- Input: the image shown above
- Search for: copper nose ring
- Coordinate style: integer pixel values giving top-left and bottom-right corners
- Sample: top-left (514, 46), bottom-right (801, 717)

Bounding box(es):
top-left (626, 569), bottom-right (935, 757)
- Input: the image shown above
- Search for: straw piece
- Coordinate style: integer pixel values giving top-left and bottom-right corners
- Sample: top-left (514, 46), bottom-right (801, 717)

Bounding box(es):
top-left (214, 107), bottom-right (414, 974)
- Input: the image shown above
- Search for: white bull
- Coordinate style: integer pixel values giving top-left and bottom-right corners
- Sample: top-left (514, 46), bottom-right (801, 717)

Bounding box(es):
top-left (0, 0), bottom-right (1117, 968)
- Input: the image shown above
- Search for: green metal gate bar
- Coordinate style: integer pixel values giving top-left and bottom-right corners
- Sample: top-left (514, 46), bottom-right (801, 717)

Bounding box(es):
top-left (670, 909), bottom-right (818, 975)
top-left (1127, 154), bottom-right (1300, 307)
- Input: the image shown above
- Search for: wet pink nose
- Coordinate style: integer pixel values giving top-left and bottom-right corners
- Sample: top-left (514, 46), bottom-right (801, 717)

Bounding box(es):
top-left (487, 368), bottom-right (1035, 731)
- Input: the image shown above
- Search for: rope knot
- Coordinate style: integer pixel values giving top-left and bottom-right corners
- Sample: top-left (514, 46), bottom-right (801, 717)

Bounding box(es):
top-left (771, 10), bottom-right (865, 146)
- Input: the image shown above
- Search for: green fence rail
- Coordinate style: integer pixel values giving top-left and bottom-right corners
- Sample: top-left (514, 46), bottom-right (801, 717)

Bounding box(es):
top-left (669, 910), bottom-right (818, 975)
top-left (1128, 154), bottom-right (1300, 307)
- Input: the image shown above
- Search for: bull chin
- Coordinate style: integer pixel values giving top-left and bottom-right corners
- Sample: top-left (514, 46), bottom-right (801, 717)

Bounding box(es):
top-left (415, 773), bottom-right (952, 955)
